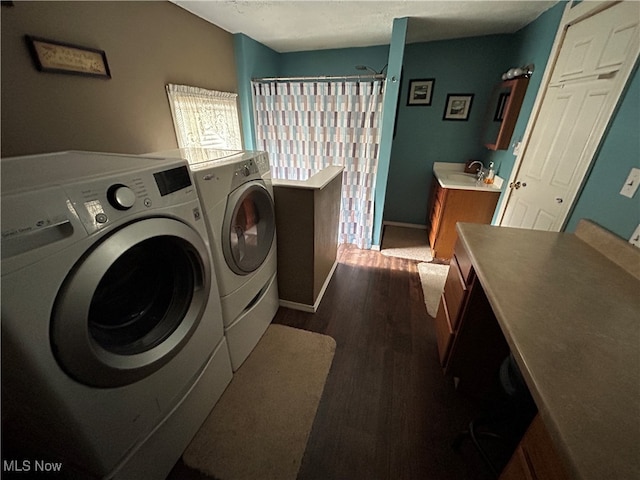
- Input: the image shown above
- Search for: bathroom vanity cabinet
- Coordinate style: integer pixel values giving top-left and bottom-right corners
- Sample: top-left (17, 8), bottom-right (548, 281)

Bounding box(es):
top-left (427, 176), bottom-right (500, 260)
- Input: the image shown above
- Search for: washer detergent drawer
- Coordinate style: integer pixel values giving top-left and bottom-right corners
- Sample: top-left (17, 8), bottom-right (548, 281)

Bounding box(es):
top-left (1, 186), bottom-right (82, 272)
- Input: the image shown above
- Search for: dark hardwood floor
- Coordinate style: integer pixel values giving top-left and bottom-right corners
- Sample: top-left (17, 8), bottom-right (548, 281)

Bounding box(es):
top-left (170, 245), bottom-right (496, 480)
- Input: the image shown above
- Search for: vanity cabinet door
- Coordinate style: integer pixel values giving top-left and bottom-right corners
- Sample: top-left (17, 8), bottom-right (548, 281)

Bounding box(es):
top-left (427, 178), bottom-right (500, 260)
top-left (500, 415), bottom-right (572, 480)
top-left (428, 178), bottom-right (447, 250)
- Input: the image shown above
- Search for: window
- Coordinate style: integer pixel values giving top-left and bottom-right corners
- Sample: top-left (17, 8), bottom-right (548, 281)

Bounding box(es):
top-left (166, 84), bottom-right (242, 150)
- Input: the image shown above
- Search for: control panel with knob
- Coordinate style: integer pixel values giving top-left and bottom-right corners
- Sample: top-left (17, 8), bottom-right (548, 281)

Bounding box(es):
top-left (107, 184), bottom-right (136, 210)
top-left (231, 160), bottom-right (260, 190)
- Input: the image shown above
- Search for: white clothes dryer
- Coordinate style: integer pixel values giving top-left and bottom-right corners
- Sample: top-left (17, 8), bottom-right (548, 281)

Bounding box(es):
top-left (1, 151), bottom-right (233, 479)
top-left (155, 148), bottom-right (279, 371)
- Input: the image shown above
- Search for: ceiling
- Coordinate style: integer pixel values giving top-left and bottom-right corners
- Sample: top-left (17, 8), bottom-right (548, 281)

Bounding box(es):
top-left (173, 1), bottom-right (559, 53)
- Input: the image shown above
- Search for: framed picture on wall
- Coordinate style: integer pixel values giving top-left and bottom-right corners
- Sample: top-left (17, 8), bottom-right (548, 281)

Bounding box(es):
top-left (25, 35), bottom-right (111, 78)
top-left (443, 94), bottom-right (474, 121)
top-left (407, 79), bottom-right (435, 106)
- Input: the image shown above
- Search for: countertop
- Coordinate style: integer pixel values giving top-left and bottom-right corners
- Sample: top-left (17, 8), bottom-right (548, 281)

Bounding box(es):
top-left (456, 223), bottom-right (640, 480)
top-left (272, 166), bottom-right (343, 190)
top-left (433, 162), bottom-right (503, 192)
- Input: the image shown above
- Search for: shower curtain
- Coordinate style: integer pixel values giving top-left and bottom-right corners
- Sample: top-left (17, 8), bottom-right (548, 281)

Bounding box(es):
top-left (252, 79), bottom-right (384, 249)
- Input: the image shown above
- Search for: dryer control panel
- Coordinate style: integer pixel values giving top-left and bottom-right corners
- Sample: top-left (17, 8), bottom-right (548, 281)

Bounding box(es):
top-left (63, 164), bottom-right (197, 235)
top-left (230, 153), bottom-right (270, 190)
top-left (0, 152), bottom-right (200, 270)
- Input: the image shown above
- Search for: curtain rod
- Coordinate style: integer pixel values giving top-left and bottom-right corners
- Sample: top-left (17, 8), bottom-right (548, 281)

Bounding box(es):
top-left (252, 73), bottom-right (386, 82)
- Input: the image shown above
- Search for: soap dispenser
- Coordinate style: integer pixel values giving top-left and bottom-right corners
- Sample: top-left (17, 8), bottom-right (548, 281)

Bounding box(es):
top-left (484, 162), bottom-right (495, 185)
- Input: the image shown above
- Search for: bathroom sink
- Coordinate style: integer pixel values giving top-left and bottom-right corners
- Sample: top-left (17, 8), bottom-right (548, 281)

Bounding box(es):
top-left (433, 162), bottom-right (501, 191)
top-left (445, 173), bottom-right (477, 183)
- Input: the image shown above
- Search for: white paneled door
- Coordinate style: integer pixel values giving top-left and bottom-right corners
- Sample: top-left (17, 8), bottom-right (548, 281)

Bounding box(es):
top-left (500, 1), bottom-right (640, 231)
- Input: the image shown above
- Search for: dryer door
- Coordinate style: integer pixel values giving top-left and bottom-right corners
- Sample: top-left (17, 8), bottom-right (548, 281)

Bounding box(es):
top-left (51, 218), bottom-right (211, 387)
top-left (222, 181), bottom-right (275, 275)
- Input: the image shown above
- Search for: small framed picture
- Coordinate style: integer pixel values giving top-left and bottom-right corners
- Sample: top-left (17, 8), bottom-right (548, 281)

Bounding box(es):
top-left (407, 79), bottom-right (435, 106)
top-left (25, 35), bottom-right (111, 78)
top-left (443, 94), bottom-right (474, 121)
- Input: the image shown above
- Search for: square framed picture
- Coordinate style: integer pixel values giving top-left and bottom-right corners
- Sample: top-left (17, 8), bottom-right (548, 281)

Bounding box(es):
top-left (407, 79), bottom-right (435, 106)
top-left (443, 94), bottom-right (474, 121)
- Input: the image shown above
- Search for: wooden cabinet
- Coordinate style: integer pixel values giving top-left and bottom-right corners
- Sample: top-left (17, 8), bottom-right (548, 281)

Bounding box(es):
top-left (500, 414), bottom-right (572, 480)
top-left (434, 254), bottom-right (468, 365)
top-left (435, 238), bottom-right (509, 398)
top-left (483, 77), bottom-right (529, 151)
top-left (427, 178), bottom-right (500, 260)
top-left (441, 240), bottom-right (573, 480)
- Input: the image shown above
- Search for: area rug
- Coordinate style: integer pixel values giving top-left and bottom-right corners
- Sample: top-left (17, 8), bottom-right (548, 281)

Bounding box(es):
top-left (182, 324), bottom-right (336, 480)
top-left (380, 225), bottom-right (433, 262)
top-left (417, 262), bottom-right (450, 317)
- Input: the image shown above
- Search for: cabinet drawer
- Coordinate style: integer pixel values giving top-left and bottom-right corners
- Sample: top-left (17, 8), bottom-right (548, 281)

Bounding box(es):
top-left (443, 255), bottom-right (467, 330)
top-left (500, 416), bottom-right (572, 480)
top-left (434, 295), bottom-right (454, 366)
top-left (453, 239), bottom-right (474, 285)
top-left (500, 446), bottom-right (534, 480)
top-left (518, 415), bottom-right (572, 480)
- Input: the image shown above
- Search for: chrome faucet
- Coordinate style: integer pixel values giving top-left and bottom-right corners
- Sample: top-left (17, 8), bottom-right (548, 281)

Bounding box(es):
top-left (467, 161), bottom-right (485, 179)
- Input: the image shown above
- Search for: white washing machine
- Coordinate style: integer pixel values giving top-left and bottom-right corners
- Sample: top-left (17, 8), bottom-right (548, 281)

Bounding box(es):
top-left (1, 151), bottom-right (233, 479)
top-left (154, 148), bottom-right (279, 371)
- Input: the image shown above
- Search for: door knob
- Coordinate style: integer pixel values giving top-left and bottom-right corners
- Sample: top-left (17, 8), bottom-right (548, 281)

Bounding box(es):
top-left (556, 197), bottom-right (563, 203)
top-left (509, 181), bottom-right (527, 189)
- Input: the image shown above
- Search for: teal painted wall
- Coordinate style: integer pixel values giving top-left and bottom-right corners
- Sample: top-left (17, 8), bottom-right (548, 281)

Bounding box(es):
top-left (373, 17), bottom-right (408, 246)
top-left (565, 66), bottom-right (640, 238)
top-left (486, 2), bottom-right (565, 221)
top-left (384, 34), bottom-right (515, 225)
top-left (279, 45), bottom-right (389, 76)
top-left (233, 33), bottom-right (281, 150)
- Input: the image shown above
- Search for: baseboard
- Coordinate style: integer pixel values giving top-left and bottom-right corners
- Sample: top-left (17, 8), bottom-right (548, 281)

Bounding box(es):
top-left (383, 221), bottom-right (428, 230)
top-left (315, 259), bottom-right (338, 308)
top-left (279, 259), bottom-right (339, 313)
top-left (279, 299), bottom-right (316, 313)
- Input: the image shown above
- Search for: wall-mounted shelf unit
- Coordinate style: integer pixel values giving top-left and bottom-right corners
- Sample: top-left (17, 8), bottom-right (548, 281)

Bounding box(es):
top-left (483, 77), bottom-right (529, 151)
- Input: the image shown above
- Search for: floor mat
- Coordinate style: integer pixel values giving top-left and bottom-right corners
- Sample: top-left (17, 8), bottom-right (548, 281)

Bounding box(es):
top-left (182, 324), bottom-right (336, 480)
top-left (380, 225), bottom-right (432, 262)
top-left (418, 262), bottom-right (450, 317)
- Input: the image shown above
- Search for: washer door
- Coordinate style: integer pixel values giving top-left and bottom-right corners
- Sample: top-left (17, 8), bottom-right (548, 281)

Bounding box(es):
top-left (51, 218), bottom-right (211, 388)
top-left (222, 182), bottom-right (275, 275)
